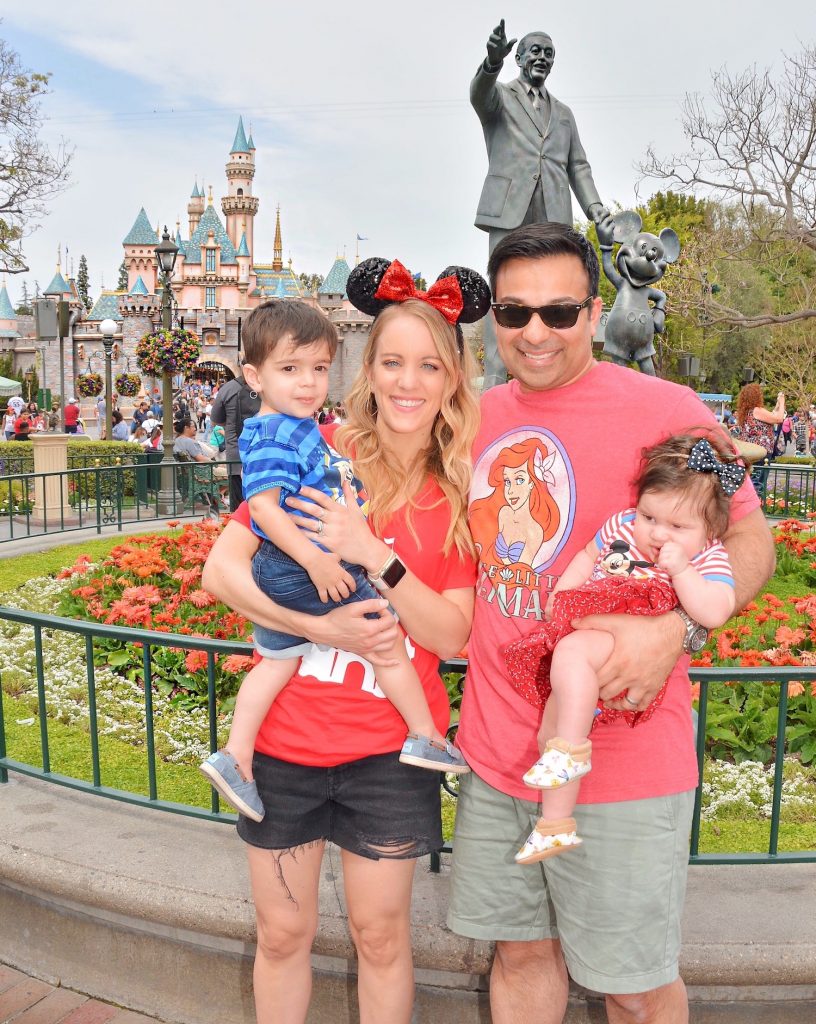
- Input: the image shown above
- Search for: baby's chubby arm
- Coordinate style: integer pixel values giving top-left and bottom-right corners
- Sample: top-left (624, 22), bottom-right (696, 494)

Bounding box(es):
top-left (657, 541), bottom-right (736, 628)
top-left (545, 538), bottom-right (597, 619)
top-left (248, 487), bottom-right (355, 604)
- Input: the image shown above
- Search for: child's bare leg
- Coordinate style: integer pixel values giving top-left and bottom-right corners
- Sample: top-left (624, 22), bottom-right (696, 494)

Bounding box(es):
top-left (225, 656), bottom-right (298, 779)
top-left (529, 630), bottom-right (616, 822)
top-left (548, 628), bottom-right (615, 743)
top-left (374, 635), bottom-right (440, 741)
top-left (536, 695), bottom-right (559, 754)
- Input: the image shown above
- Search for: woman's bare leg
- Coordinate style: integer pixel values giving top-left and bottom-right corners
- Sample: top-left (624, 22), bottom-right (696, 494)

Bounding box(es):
top-left (247, 840), bottom-right (325, 1024)
top-left (342, 849), bottom-right (417, 1024)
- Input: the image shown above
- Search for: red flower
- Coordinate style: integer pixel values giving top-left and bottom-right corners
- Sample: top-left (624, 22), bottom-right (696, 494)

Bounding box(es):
top-left (185, 650), bottom-right (209, 673)
top-left (221, 654), bottom-right (256, 675)
top-left (187, 589), bottom-right (216, 608)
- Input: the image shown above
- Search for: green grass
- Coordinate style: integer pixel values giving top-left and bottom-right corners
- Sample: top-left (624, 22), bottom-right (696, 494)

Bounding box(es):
top-left (0, 537), bottom-right (126, 595)
top-left (2, 694), bottom-right (232, 814)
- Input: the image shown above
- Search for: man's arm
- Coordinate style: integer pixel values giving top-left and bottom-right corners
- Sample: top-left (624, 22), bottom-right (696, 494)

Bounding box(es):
top-left (575, 507), bottom-right (775, 710)
top-left (209, 385), bottom-right (229, 427)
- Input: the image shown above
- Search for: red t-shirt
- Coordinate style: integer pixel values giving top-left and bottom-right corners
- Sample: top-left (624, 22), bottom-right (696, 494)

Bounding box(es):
top-left (232, 486), bottom-right (477, 767)
top-left (458, 362), bottom-right (760, 804)
top-left (64, 403), bottom-right (80, 427)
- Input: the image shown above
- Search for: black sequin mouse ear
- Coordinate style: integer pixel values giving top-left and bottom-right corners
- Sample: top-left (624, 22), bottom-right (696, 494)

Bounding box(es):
top-left (346, 257), bottom-right (394, 317)
top-left (436, 266), bottom-right (492, 324)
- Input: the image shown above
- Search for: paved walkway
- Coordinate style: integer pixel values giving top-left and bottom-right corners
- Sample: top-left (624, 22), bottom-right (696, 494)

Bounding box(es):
top-left (0, 966), bottom-right (162, 1024)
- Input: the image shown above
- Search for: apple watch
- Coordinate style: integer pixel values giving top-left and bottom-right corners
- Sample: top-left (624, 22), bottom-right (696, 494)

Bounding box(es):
top-left (367, 551), bottom-right (407, 593)
top-left (674, 607), bottom-right (709, 654)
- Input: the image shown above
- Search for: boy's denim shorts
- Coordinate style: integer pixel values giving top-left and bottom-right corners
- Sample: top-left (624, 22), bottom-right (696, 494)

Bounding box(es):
top-left (250, 540), bottom-right (387, 658)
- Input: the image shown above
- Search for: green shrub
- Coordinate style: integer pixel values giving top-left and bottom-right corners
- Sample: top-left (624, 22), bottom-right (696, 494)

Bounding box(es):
top-left (0, 440), bottom-right (144, 498)
top-left (772, 455), bottom-right (815, 466)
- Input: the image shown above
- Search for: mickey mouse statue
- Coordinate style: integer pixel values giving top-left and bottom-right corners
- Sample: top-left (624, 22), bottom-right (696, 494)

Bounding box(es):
top-left (596, 210), bottom-right (680, 376)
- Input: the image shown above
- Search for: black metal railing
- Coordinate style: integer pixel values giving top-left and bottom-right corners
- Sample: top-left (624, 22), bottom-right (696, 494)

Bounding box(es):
top-left (1, 607), bottom-right (813, 866)
top-left (0, 459), bottom-right (241, 542)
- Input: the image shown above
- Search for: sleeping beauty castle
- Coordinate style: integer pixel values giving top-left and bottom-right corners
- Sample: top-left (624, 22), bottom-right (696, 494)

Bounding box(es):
top-left (0, 118), bottom-right (369, 405)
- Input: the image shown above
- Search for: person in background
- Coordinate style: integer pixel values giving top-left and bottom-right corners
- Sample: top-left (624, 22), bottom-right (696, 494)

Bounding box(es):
top-left (208, 373), bottom-right (262, 512)
top-left (48, 404), bottom-right (60, 432)
top-left (96, 395), bottom-right (106, 438)
top-left (13, 410), bottom-right (31, 441)
top-left (3, 406), bottom-right (17, 440)
top-left (111, 410), bottom-right (130, 442)
top-left (131, 401), bottom-right (150, 435)
top-left (63, 397), bottom-right (80, 435)
top-left (734, 384), bottom-right (785, 464)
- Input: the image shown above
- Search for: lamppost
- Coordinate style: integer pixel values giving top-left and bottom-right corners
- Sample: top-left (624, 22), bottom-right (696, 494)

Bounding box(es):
top-left (99, 318), bottom-right (117, 441)
top-left (155, 227), bottom-right (179, 513)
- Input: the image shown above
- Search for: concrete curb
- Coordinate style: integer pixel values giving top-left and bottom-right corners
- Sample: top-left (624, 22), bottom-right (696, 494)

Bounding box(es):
top-left (1, 774), bottom-right (815, 1023)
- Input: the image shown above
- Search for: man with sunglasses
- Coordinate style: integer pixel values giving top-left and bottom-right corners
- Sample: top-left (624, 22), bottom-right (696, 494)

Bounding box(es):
top-left (471, 20), bottom-right (609, 389)
top-left (449, 222), bottom-right (775, 1023)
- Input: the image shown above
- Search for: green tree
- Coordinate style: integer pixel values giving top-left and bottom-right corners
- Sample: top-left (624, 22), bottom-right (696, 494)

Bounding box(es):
top-left (15, 280), bottom-right (32, 315)
top-left (76, 254), bottom-right (92, 309)
top-left (640, 45), bottom-right (816, 330)
top-left (298, 272), bottom-right (324, 294)
top-left (117, 258), bottom-right (128, 291)
top-left (0, 36), bottom-right (72, 274)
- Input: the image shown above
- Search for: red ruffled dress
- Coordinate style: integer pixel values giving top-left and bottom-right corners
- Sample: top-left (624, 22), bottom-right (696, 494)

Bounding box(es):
top-left (504, 576), bottom-right (677, 727)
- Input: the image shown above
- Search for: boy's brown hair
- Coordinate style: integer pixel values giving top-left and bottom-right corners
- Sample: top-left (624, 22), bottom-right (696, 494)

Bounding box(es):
top-left (634, 431), bottom-right (741, 540)
top-left (241, 300), bottom-right (338, 367)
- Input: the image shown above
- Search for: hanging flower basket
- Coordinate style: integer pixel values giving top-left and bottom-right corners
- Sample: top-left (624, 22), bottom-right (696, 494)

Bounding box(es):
top-left (76, 372), bottom-right (103, 398)
top-left (115, 372), bottom-right (142, 397)
top-left (136, 328), bottom-right (201, 377)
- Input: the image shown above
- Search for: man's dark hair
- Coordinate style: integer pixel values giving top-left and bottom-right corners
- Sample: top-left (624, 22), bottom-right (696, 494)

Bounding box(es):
top-left (487, 222), bottom-right (600, 298)
top-left (242, 300), bottom-right (338, 366)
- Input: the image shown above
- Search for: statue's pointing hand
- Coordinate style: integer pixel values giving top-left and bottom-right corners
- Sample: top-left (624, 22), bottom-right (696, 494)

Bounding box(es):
top-left (486, 19), bottom-right (517, 68)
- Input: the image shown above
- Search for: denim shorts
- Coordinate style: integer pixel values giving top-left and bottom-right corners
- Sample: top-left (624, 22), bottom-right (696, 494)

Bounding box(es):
top-left (250, 540), bottom-right (386, 658)
top-left (236, 749), bottom-right (443, 859)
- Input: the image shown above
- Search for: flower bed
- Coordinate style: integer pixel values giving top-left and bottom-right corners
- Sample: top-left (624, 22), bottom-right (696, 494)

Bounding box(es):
top-left (691, 516), bottom-right (816, 764)
top-left (1, 518), bottom-right (815, 834)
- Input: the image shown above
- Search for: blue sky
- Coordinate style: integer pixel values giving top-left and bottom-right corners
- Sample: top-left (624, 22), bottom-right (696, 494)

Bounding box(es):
top-left (2, 0), bottom-right (812, 306)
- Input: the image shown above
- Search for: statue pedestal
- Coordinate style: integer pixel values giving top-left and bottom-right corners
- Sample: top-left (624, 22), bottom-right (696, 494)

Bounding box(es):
top-left (30, 433), bottom-right (79, 526)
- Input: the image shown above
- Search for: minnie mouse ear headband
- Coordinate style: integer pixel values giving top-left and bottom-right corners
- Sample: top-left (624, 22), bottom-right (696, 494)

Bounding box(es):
top-left (346, 257), bottom-right (491, 327)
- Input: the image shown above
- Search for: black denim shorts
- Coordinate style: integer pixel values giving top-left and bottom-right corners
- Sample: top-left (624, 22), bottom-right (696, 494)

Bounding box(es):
top-left (236, 749), bottom-right (443, 860)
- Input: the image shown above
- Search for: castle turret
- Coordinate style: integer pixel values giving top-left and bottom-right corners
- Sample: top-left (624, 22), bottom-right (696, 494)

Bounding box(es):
top-left (188, 181), bottom-right (205, 236)
top-left (0, 279), bottom-right (20, 343)
top-left (222, 116), bottom-right (259, 259)
top-left (273, 205), bottom-right (283, 272)
top-left (122, 208), bottom-right (159, 293)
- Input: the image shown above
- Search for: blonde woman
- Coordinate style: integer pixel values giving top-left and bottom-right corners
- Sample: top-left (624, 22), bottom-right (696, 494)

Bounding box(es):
top-left (202, 260), bottom-right (488, 1024)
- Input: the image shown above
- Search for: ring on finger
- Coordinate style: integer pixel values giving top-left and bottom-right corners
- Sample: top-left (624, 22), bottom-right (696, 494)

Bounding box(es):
top-left (624, 694), bottom-right (639, 708)
top-left (316, 520), bottom-right (324, 536)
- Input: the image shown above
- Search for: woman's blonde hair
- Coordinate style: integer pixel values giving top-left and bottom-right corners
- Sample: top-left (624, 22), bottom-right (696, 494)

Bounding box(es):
top-left (336, 299), bottom-right (479, 558)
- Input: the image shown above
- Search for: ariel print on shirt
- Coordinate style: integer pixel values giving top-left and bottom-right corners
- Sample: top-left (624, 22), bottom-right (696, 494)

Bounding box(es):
top-left (470, 429), bottom-right (575, 619)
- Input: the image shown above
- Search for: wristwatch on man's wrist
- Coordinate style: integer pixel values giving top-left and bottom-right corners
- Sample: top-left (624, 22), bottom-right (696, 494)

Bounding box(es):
top-left (674, 608), bottom-right (709, 654)
top-left (367, 551), bottom-right (407, 593)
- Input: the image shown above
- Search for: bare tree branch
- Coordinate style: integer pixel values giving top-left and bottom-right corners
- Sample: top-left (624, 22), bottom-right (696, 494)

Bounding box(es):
top-left (0, 32), bottom-right (72, 274)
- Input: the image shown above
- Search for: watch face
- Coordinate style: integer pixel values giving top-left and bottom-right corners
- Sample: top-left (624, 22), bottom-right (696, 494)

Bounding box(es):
top-left (381, 557), bottom-right (407, 589)
top-left (689, 627), bottom-right (708, 653)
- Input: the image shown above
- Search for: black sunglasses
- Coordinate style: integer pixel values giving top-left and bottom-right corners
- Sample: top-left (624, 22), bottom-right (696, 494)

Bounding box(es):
top-left (491, 296), bottom-right (594, 330)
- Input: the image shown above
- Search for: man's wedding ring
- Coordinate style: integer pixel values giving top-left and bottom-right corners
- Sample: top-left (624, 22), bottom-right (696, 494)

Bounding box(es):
top-left (316, 520), bottom-right (324, 536)
top-left (624, 694), bottom-right (639, 708)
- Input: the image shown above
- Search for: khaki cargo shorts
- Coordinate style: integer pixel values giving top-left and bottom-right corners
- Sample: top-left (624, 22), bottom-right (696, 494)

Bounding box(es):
top-left (447, 769), bottom-right (694, 995)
